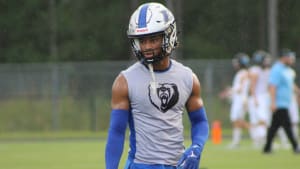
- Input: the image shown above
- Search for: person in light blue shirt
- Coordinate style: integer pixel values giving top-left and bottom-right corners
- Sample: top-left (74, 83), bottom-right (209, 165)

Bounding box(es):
top-left (263, 48), bottom-right (300, 154)
top-left (269, 58), bottom-right (294, 109)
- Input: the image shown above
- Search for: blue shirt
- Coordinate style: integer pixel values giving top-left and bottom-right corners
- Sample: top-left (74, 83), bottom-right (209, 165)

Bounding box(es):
top-left (269, 61), bottom-right (294, 108)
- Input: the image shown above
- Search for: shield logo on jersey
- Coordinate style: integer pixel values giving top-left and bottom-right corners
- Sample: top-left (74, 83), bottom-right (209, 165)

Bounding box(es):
top-left (148, 83), bottom-right (179, 113)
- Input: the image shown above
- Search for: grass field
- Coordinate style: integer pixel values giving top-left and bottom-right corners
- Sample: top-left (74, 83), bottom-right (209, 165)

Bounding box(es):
top-left (0, 132), bottom-right (299, 169)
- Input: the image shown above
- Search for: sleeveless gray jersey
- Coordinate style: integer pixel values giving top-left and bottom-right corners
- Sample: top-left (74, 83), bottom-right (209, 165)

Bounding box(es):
top-left (122, 59), bottom-right (194, 165)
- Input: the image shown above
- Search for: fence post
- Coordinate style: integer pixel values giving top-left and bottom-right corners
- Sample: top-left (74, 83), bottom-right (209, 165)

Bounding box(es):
top-left (51, 64), bottom-right (60, 131)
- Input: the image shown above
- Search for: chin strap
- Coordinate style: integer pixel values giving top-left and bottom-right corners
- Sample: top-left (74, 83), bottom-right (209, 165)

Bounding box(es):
top-left (148, 63), bottom-right (157, 94)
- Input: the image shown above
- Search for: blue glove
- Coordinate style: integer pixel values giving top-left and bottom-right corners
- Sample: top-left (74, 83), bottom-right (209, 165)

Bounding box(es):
top-left (177, 145), bottom-right (202, 169)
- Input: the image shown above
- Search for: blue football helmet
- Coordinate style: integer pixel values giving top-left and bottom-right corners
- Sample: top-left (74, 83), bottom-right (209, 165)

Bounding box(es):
top-left (232, 52), bottom-right (250, 68)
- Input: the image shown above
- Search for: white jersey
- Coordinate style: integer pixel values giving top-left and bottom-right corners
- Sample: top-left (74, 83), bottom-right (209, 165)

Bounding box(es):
top-left (122, 60), bottom-right (193, 165)
top-left (249, 66), bottom-right (269, 95)
top-left (230, 69), bottom-right (249, 121)
top-left (232, 69), bottom-right (249, 101)
top-left (248, 66), bottom-right (270, 124)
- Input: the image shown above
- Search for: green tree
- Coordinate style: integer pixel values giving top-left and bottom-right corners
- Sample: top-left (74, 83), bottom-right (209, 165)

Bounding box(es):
top-left (0, 0), bottom-right (300, 62)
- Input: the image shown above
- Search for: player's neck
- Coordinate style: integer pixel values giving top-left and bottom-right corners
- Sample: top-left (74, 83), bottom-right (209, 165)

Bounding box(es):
top-left (152, 57), bottom-right (170, 71)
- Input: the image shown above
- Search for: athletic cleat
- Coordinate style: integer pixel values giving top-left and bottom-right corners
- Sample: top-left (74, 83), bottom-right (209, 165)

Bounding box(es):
top-left (263, 149), bottom-right (273, 154)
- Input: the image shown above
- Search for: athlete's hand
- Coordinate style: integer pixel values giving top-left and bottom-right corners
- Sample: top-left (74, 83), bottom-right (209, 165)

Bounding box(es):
top-left (177, 144), bottom-right (202, 169)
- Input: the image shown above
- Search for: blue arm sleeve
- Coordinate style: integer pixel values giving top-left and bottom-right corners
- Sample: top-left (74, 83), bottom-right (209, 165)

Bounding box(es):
top-left (188, 107), bottom-right (209, 149)
top-left (105, 109), bottom-right (129, 169)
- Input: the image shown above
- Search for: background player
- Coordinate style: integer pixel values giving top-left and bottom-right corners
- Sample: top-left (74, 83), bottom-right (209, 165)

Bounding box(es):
top-left (228, 53), bottom-right (250, 148)
top-left (248, 50), bottom-right (272, 148)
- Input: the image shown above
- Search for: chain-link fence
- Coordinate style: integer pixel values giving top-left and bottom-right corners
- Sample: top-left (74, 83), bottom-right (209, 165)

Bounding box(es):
top-left (0, 59), bottom-right (298, 132)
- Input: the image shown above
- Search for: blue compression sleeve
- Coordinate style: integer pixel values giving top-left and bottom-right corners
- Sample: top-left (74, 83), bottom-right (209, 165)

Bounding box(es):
top-left (188, 107), bottom-right (209, 149)
top-left (105, 109), bottom-right (129, 169)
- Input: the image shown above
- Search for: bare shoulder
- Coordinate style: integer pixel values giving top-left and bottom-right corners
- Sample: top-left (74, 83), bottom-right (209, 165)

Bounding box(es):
top-left (111, 73), bottom-right (130, 110)
top-left (186, 73), bottom-right (203, 112)
top-left (192, 73), bottom-right (201, 93)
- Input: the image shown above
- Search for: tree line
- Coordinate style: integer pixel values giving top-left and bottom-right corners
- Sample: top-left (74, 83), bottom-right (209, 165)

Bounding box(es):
top-left (0, 0), bottom-right (299, 63)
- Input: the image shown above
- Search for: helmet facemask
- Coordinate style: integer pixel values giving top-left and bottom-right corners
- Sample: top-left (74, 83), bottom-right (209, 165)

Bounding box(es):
top-left (129, 21), bottom-right (178, 64)
top-left (129, 34), bottom-right (164, 64)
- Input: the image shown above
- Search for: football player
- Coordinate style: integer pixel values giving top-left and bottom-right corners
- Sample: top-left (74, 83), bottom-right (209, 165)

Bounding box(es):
top-left (248, 50), bottom-right (272, 148)
top-left (228, 53), bottom-right (250, 148)
top-left (105, 2), bottom-right (209, 169)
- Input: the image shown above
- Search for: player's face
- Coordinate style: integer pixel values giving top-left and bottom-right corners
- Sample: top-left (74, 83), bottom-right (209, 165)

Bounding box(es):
top-left (284, 55), bottom-right (295, 66)
top-left (139, 34), bottom-right (163, 59)
top-left (263, 57), bottom-right (272, 67)
top-left (232, 59), bottom-right (240, 70)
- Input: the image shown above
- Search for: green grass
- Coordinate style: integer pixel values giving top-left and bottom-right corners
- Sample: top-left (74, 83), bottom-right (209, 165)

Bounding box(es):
top-left (0, 132), bottom-right (299, 169)
top-left (202, 142), bottom-right (299, 169)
